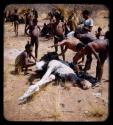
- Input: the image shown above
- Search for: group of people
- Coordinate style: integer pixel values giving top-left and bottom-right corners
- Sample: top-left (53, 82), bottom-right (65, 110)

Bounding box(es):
top-left (6, 8), bottom-right (109, 85)
top-left (7, 8), bottom-right (39, 74)
top-left (49, 9), bottom-right (109, 83)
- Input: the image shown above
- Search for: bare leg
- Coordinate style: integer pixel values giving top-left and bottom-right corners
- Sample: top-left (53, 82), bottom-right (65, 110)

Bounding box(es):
top-left (16, 23), bottom-right (18, 36)
top-left (14, 22), bottom-right (16, 34)
top-left (84, 54), bottom-right (92, 72)
top-left (35, 40), bottom-right (39, 59)
top-left (96, 61), bottom-right (103, 82)
top-left (54, 37), bottom-right (58, 53)
top-left (60, 45), bottom-right (65, 61)
top-left (96, 53), bottom-right (107, 82)
top-left (24, 24), bottom-right (27, 35)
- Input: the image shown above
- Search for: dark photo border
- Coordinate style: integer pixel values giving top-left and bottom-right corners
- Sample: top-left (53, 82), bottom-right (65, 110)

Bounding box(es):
top-left (0, 0), bottom-right (112, 125)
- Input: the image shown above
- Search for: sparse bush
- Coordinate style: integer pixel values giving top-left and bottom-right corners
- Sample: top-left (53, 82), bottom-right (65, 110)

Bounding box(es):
top-left (85, 106), bottom-right (106, 118)
top-left (50, 111), bottom-right (60, 120)
top-left (63, 85), bottom-right (70, 91)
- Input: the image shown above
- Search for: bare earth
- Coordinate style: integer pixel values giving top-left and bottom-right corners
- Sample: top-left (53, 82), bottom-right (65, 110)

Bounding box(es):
top-left (4, 6), bottom-right (109, 121)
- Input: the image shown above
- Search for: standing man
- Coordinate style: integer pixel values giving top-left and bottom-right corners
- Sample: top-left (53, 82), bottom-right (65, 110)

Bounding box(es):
top-left (32, 8), bottom-right (38, 20)
top-left (13, 9), bottom-right (19, 36)
top-left (26, 19), bottom-right (40, 59)
top-left (24, 9), bottom-right (33, 35)
top-left (53, 19), bottom-right (65, 60)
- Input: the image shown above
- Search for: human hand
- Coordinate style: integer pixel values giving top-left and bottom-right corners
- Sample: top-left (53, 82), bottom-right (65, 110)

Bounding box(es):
top-left (76, 34), bottom-right (81, 38)
top-left (48, 45), bottom-right (54, 48)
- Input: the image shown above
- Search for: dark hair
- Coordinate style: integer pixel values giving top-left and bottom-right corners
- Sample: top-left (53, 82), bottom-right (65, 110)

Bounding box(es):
top-left (40, 52), bottom-right (59, 61)
top-left (33, 18), bottom-right (38, 23)
top-left (82, 10), bottom-right (91, 15)
top-left (14, 9), bottom-right (18, 13)
top-left (74, 32), bottom-right (78, 37)
top-left (25, 41), bottom-right (32, 50)
top-left (105, 31), bottom-right (110, 39)
top-left (98, 27), bottom-right (102, 32)
top-left (76, 43), bottom-right (85, 50)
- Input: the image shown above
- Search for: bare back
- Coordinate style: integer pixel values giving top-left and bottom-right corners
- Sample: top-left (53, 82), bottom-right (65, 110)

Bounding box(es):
top-left (88, 39), bottom-right (109, 52)
top-left (65, 37), bottom-right (81, 52)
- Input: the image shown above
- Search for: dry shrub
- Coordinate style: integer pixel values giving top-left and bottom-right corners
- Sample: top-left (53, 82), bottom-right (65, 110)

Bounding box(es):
top-left (95, 10), bottom-right (109, 18)
top-left (50, 111), bottom-right (60, 120)
top-left (85, 105), bottom-right (106, 118)
top-left (18, 8), bottom-right (25, 14)
top-left (52, 4), bottom-right (80, 20)
top-left (63, 85), bottom-right (70, 91)
top-left (52, 4), bottom-right (80, 31)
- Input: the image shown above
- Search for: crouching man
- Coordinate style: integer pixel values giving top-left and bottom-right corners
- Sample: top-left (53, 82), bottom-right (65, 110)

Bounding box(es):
top-left (15, 41), bottom-right (37, 75)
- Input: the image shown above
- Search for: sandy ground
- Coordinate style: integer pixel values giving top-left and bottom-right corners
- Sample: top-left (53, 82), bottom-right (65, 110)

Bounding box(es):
top-left (4, 7), bottom-right (109, 121)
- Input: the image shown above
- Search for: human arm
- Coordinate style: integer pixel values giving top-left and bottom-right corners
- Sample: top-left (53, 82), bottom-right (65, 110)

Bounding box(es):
top-left (37, 25), bottom-right (41, 31)
top-left (24, 53), bottom-right (36, 67)
top-left (86, 45), bottom-right (101, 65)
top-left (73, 51), bottom-right (85, 64)
top-left (48, 40), bottom-right (66, 48)
top-left (83, 26), bottom-right (93, 32)
top-left (83, 18), bottom-right (93, 32)
top-left (62, 23), bottom-right (65, 33)
top-left (26, 25), bottom-right (31, 36)
top-left (30, 53), bottom-right (37, 62)
top-left (58, 46), bottom-right (68, 56)
top-left (77, 56), bottom-right (84, 64)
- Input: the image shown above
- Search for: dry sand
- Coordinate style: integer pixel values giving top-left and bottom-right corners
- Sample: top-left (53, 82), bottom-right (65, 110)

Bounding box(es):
top-left (4, 4), bottom-right (109, 121)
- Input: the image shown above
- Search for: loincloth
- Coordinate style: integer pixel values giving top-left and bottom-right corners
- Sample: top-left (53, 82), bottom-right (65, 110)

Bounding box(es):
top-left (54, 34), bottom-right (65, 42)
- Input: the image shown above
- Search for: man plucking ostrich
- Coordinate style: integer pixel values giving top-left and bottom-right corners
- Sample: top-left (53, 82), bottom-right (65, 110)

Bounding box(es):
top-left (18, 52), bottom-right (91, 103)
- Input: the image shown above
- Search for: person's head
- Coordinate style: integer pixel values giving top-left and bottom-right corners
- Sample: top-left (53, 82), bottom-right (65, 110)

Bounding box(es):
top-left (33, 18), bottom-right (38, 25)
top-left (53, 16), bottom-right (56, 22)
top-left (14, 8), bottom-right (18, 13)
top-left (44, 23), bottom-right (46, 26)
top-left (105, 31), bottom-right (110, 39)
top-left (25, 41), bottom-right (33, 53)
top-left (98, 27), bottom-right (102, 32)
top-left (82, 10), bottom-right (91, 19)
top-left (76, 43), bottom-right (85, 52)
top-left (61, 16), bottom-right (64, 22)
top-left (27, 8), bottom-right (30, 12)
top-left (59, 19), bottom-right (62, 23)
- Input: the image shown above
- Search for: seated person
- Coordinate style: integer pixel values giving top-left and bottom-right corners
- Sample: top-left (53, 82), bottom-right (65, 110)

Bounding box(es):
top-left (75, 9), bottom-right (94, 34)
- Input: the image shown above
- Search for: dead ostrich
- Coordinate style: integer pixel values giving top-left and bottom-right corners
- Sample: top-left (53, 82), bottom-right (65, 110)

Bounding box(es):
top-left (18, 52), bottom-right (92, 103)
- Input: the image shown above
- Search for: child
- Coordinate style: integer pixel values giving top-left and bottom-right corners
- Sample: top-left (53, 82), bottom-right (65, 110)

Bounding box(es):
top-left (95, 27), bottom-right (102, 39)
top-left (13, 9), bottom-right (19, 36)
top-left (15, 41), bottom-right (37, 74)
top-left (26, 18), bottom-right (40, 59)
